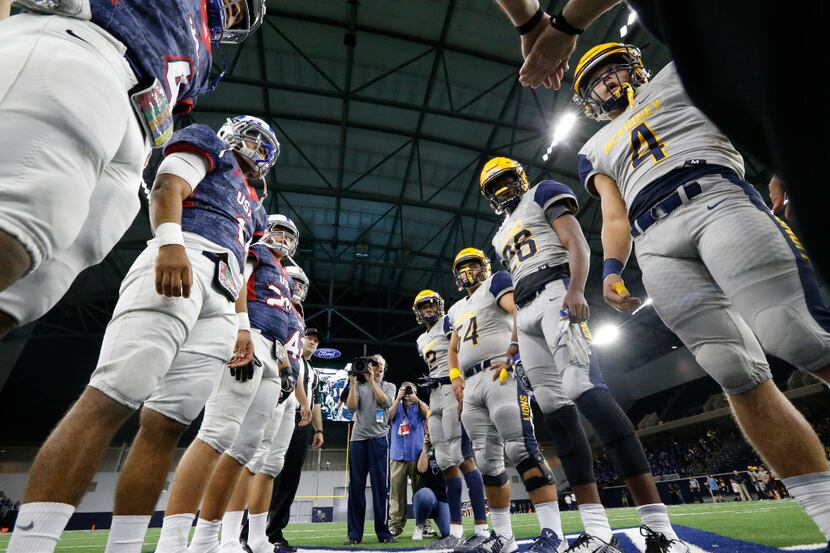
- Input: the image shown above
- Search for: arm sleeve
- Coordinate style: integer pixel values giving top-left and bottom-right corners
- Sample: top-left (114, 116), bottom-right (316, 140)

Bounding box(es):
top-left (577, 138), bottom-right (610, 198)
top-left (488, 271), bottom-right (514, 301)
top-left (157, 152), bottom-right (209, 191)
top-left (544, 203), bottom-right (573, 225)
top-left (442, 315), bottom-right (452, 338)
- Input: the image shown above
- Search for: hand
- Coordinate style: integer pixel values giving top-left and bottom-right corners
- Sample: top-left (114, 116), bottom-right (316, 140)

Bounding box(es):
top-left (155, 244), bottom-right (192, 297)
top-left (562, 289), bottom-right (589, 323)
top-left (603, 274), bottom-right (642, 312)
top-left (451, 376), bottom-right (464, 404)
top-left (229, 355), bottom-right (260, 382)
top-left (312, 431), bottom-right (324, 449)
top-left (228, 330), bottom-right (254, 367)
top-left (519, 25), bottom-right (577, 90)
top-left (490, 361), bottom-right (511, 382)
top-left (299, 402), bottom-right (312, 426)
top-left (397, 387), bottom-right (407, 401)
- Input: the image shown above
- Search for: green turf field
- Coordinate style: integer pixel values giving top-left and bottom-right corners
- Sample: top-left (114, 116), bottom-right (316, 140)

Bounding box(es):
top-left (0, 500), bottom-right (824, 552)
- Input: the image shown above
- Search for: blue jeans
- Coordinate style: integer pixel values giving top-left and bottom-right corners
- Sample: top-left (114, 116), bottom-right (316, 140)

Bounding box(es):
top-left (413, 488), bottom-right (450, 538)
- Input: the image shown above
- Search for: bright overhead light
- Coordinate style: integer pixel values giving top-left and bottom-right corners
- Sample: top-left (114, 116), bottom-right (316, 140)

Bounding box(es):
top-left (627, 10), bottom-right (638, 25)
top-left (542, 112), bottom-right (578, 159)
top-left (619, 24), bottom-right (628, 37)
top-left (592, 324), bottom-right (620, 346)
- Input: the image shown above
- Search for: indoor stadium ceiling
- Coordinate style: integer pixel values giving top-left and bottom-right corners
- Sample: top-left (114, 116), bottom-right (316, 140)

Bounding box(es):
top-left (6, 0), bottom-right (772, 377)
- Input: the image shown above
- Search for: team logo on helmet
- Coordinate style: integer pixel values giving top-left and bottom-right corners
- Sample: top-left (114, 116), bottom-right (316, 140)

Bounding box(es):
top-left (218, 115), bottom-right (280, 185)
top-left (412, 290), bottom-right (445, 326)
top-left (261, 214), bottom-right (299, 257)
top-left (572, 42), bottom-right (650, 121)
top-left (479, 157), bottom-right (529, 215)
top-left (285, 264), bottom-right (309, 304)
top-left (452, 248), bottom-right (491, 291)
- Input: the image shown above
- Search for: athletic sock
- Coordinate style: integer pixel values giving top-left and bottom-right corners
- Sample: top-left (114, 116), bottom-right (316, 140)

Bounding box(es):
top-left (105, 515), bottom-right (152, 553)
top-left (155, 514), bottom-right (195, 553)
top-left (463, 469), bottom-right (488, 523)
top-left (578, 503), bottom-right (613, 542)
top-left (534, 501), bottom-right (563, 540)
top-left (220, 511), bottom-right (244, 546)
top-left (446, 476), bottom-right (464, 525)
top-left (247, 513), bottom-right (268, 545)
top-left (782, 471), bottom-right (830, 539)
top-left (637, 503), bottom-right (678, 540)
top-left (188, 518), bottom-right (221, 552)
top-left (7, 502), bottom-right (75, 553)
top-left (475, 523), bottom-right (489, 536)
top-left (450, 523), bottom-right (464, 539)
top-left (490, 507), bottom-right (513, 540)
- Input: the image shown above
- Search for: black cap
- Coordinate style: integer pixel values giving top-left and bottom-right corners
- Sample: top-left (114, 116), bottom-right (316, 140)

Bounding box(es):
top-left (305, 327), bottom-right (321, 339)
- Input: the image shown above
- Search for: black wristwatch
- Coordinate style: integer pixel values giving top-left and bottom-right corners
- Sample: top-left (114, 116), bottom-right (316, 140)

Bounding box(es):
top-left (550, 12), bottom-right (584, 35)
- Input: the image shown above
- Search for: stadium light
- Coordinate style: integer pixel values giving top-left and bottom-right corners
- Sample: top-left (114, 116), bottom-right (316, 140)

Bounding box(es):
top-left (592, 323), bottom-right (620, 346)
top-left (542, 112), bottom-right (578, 161)
top-left (619, 8), bottom-right (638, 37)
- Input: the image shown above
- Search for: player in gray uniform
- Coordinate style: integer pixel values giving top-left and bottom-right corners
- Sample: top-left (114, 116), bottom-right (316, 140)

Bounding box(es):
top-left (413, 290), bottom-right (489, 549)
top-left (574, 42), bottom-right (830, 544)
top-left (447, 248), bottom-right (566, 553)
top-left (482, 156), bottom-right (683, 551)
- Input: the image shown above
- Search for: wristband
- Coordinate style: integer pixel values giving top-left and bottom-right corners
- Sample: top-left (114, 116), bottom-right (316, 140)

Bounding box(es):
top-left (236, 312), bottom-right (250, 331)
top-left (550, 12), bottom-right (584, 35)
top-left (509, 341), bottom-right (519, 348)
top-left (449, 368), bottom-right (462, 381)
top-left (602, 258), bottom-right (625, 280)
top-left (313, 430), bottom-right (323, 434)
top-left (516, 6), bottom-right (544, 35)
top-left (155, 222), bottom-right (185, 247)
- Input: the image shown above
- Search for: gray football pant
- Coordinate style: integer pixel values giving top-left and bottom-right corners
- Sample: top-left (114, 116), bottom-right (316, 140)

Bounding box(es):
top-left (635, 174), bottom-right (830, 394)
top-left (460, 366), bottom-right (540, 477)
top-left (515, 278), bottom-right (607, 414)
top-left (428, 385), bottom-right (465, 471)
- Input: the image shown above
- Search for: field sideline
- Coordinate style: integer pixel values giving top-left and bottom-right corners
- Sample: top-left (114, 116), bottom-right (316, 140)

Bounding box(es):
top-left (0, 500), bottom-right (825, 553)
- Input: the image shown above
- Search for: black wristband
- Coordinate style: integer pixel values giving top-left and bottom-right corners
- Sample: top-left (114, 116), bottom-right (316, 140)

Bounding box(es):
top-left (314, 429), bottom-right (323, 434)
top-left (550, 12), bottom-right (584, 35)
top-left (516, 7), bottom-right (544, 35)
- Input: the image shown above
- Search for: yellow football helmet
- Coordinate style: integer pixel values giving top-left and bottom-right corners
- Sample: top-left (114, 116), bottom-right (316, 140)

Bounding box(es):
top-left (452, 247), bottom-right (491, 290)
top-left (572, 42), bottom-right (650, 121)
top-left (412, 289), bottom-right (445, 325)
top-left (479, 157), bottom-right (529, 215)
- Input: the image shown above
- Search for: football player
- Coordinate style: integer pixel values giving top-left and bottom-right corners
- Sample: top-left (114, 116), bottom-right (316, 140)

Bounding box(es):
top-left (575, 43), bottom-right (830, 545)
top-left (7, 116), bottom-right (278, 553)
top-left (0, 0), bottom-right (266, 340)
top-left (155, 215), bottom-right (299, 553)
top-left (447, 248), bottom-right (566, 553)
top-left (482, 156), bottom-right (683, 551)
top-left (219, 264), bottom-right (311, 553)
top-left (413, 290), bottom-right (490, 550)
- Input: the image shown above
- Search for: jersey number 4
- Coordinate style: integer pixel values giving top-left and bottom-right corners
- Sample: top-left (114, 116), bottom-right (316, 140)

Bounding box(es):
top-left (462, 317), bottom-right (480, 346)
top-left (630, 122), bottom-right (667, 168)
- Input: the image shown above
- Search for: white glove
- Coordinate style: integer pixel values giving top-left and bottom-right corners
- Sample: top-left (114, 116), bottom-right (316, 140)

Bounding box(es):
top-left (555, 316), bottom-right (591, 366)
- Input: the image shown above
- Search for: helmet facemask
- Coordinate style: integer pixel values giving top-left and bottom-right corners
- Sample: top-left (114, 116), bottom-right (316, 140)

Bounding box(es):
top-left (572, 45), bottom-right (650, 121)
top-left (453, 258), bottom-right (490, 291)
top-left (292, 278), bottom-right (308, 304)
top-left (414, 297), bottom-right (444, 326)
top-left (261, 225), bottom-right (298, 257)
top-left (483, 171), bottom-right (526, 215)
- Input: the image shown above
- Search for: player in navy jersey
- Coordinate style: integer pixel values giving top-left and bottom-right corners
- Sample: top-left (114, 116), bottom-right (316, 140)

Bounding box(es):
top-left (155, 215), bottom-right (299, 553)
top-left (223, 265), bottom-right (311, 553)
top-left (7, 116), bottom-right (279, 553)
top-left (0, 0), bottom-right (266, 340)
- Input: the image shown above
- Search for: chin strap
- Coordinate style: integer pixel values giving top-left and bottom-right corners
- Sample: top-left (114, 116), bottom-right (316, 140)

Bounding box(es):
top-left (622, 82), bottom-right (636, 109)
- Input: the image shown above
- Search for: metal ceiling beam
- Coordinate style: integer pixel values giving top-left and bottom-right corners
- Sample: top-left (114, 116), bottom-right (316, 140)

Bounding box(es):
top-left (219, 76), bottom-right (545, 135)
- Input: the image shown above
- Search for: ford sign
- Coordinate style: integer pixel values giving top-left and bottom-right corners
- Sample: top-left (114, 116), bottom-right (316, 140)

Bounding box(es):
top-left (314, 348), bottom-right (342, 359)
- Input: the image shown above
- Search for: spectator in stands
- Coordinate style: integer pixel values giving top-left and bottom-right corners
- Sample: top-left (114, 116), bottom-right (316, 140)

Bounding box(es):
top-left (689, 477), bottom-right (703, 503)
top-left (707, 476), bottom-right (720, 502)
top-left (345, 355), bottom-right (397, 544)
top-left (411, 429), bottom-right (450, 540)
top-left (387, 381), bottom-right (428, 536)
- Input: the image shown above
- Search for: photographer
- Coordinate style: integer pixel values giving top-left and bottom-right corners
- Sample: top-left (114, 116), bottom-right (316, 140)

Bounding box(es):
top-left (387, 381), bottom-right (428, 536)
top-left (345, 354), bottom-right (397, 544)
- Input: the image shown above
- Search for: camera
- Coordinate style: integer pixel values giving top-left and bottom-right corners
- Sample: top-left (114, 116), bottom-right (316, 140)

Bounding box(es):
top-left (348, 356), bottom-right (377, 381)
top-left (404, 385), bottom-right (414, 396)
